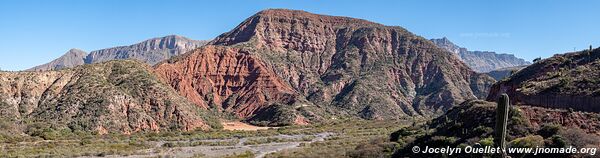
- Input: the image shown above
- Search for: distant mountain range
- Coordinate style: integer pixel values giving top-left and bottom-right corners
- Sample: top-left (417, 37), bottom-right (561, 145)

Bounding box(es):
top-left (430, 37), bottom-right (530, 72)
top-left (27, 35), bottom-right (207, 71)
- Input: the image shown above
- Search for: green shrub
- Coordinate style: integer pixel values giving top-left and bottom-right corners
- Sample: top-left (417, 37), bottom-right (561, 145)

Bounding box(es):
top-left (509, 135), bottom-right (544, 148)
top-left (537, 124), bottom-right (561, 138)
top-left (479, 137), bottom-right (494, 146)
top-left (545, 135), bottom-right (568, 148)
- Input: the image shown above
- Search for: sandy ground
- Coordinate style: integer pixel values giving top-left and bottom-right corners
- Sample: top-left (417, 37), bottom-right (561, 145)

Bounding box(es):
top-left (222, 121), bottom-right (273, 131)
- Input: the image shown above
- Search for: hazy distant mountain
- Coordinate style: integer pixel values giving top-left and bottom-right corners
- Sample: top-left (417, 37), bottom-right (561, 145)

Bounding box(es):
top-left (485, 65), bottom-right (527, 80)
top-left (430, 37), bottom-right (530, 72)
top-left (27, 35), bottom-right (207, 71)
top-left (27, 49), bottom-right (87, 71)
top-left (86, 35), bottom-right (207, 65)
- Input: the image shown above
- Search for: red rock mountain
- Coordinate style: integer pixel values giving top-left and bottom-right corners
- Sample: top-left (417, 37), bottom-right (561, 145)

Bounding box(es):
top-left (156, 9), bottom-right (495, 125)
top-left (154, 46), bottom-right (298, 118)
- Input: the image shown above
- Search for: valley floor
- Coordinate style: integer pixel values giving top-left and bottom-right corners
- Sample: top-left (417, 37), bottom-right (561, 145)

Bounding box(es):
top-left (0, 119), bottom-right (408, 158)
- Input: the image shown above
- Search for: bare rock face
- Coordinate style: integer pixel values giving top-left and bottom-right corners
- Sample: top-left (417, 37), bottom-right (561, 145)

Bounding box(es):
top-left (0, 60), bottom-right (219, 134)
top-left (27, 49), bottom-right (88, 71)
top-left (158, 9), bottom-right (495, 122)
top-left (154, 46), bottom-right (299, 118)
top-left (87, 35), bottom-right (208, 65)
top-left (431, 37), bottom-right (530, 73)
top-left (488, 48), bottom-right (600, 112)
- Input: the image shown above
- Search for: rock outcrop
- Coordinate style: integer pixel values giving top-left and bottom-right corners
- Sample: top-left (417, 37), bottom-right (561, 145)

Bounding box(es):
top-left (431, 37), bottom-right (530, 73)
top-left (154, 46), bottom-right (299, 118)
top-left (158, 9), bottom-right (495, 124)
top-left (0, 60), bottom-right (219, 134)
top-left (488, 48), bottom-right (600, 112)
top-left (27, 49), bottom-right (88, 71)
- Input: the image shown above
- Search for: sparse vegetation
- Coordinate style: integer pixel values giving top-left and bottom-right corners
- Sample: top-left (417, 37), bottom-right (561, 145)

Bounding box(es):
top-left (390, 100), bottom-right (600, 158)
top-left (0, 119), bottom-right (408, 157)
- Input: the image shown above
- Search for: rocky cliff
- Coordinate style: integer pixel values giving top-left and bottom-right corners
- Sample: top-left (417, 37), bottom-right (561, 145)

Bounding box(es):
top-left (27, 49), bottom-right (88, 71)
top-left (431, 37), bottom-right (530, 72)
top-left (488, 48), bottom-right (600, 112)
top-left (155, 45), bottom-right (300, 116)
top-left (0, 60), bottom-right (219, 134)
top-left (157, 9), bottom-right (495, 124)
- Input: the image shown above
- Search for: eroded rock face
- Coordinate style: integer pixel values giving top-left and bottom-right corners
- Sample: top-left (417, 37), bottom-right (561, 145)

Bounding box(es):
top-left (0, 60), bottom-right (218, 134)
top-left (488, 48), bottom-right (600, 112)
top-left (154, 45), bottom-right (298, 118)
top-left (159, 9), bottom-right (495, 122)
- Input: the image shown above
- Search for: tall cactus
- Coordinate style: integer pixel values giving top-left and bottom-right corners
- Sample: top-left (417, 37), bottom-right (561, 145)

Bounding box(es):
top-left (494, 94), bottom-right (510, 158)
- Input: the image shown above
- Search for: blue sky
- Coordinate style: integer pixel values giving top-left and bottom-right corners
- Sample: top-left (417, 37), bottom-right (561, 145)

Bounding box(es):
top-left (1, 0), bottom-right (599, 71)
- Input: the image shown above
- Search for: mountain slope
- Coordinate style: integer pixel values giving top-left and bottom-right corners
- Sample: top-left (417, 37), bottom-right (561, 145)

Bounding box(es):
top-left (431, 37), bottom-right (530, 72)
top-left (27, 49), bottom-right (88, 71)
top-left (392, 100), bottom-right (600, 157)
top-left (157, 9), bottom-right (495, 124)
top-left (0, 60), bottom-right (219, 135)
top-left (87, 35), bottom-right (207, 65)
top-left (488, 48), bottom-right (600, 112)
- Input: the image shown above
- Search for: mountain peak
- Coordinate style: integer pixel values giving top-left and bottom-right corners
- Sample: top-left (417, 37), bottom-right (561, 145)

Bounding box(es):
top-left (67, 48), bottom-right (86, 52)
top-left (65, 48), bottom-right (87, 56)
top-left (26, 48), bottom-right (88, 71)
top-left (211, 9), bottom-right (387, 47)
top-left (252, 9), bottom-right (382, 27)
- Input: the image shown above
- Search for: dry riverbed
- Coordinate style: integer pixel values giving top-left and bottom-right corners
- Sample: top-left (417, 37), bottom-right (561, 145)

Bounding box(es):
top-left (81, 132), bottom-right (333, 158)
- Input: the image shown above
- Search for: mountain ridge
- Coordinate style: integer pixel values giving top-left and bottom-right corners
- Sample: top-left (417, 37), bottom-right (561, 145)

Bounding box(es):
top-left (27, 35), bottom-right (208, 71)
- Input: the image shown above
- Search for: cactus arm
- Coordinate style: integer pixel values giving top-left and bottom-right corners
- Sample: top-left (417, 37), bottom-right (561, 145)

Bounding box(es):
top-left (494, 94), bottom-right (510, 158)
